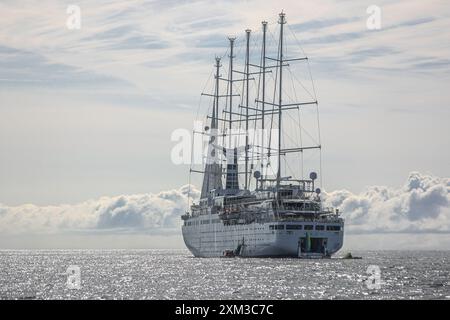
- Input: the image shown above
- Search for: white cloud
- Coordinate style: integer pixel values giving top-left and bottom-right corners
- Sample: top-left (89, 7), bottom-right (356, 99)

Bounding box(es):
top-left (323, 172), bottom-right (450, 234)
top-left (0, 172), bottom-right (448, 239)
top-left (0, 185), bottom-right (199, 235)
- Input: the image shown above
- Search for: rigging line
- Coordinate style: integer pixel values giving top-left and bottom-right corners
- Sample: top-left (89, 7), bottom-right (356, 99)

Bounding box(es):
top-left (256, 22), bottom-right (266, 178)
top-left (235, 31), bottom-right (250, 190)
top-left (319, 146), bottom-right (323, 189)
top-left (286, 23), bottom-right (307, 59)
top-left (284, 110), bottom-right (319, 146)
top-left (284, 155), bottom-right (296, 181)
top-left (187, 126), bottom-right (196, 210)
top-left (264, 65), bottom-right (309, 109)
top-left (279, 123), bottom-right (301, 149)
top-left (289, 68), bottom-right (315, 101)
top-left (248, 37), bottom-right (264, 190)
top-left (219, 63), bottom-right (228, 152)
top-left (217, 47), bottom-right (230, 61)
top-left (270, 70), bottom-right (319, 146)
top-left (237, 50), bottom-right (246, 158)
top-left (316, 101), bottom-right (323, 188)
top-left (261, 72), bottom-right (319, 154)
top-left (196, 69), bottom-right (214, 122)
top-left (288, 64), bottom-right (304, 179)
top-left (287, 21), bottom-right (322, 187)
top-left (297, 105), bottom-right (304, 180)
top-left (282, 23), bottom-right (316, 101)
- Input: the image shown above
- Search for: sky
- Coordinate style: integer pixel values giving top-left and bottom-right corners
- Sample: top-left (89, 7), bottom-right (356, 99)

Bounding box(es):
top-left (0, 0), bottom-right (449, 249)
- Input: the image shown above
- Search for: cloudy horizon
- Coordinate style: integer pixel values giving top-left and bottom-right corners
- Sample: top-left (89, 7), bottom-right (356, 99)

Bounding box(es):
top-left (1, 171), bottom-right (449, 250)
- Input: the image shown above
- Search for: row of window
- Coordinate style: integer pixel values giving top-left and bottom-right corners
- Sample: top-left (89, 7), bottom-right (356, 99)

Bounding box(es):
top-left (185, 219), bottom-right (221, 226)
top-left (270, 224), bottom-right (341, 231)
top-left (185, 220), bottom-right (341, 232)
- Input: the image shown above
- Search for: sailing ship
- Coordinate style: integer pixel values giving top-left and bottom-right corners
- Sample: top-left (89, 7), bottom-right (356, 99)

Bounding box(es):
top-left (181, 12), bottom-right (344, 258)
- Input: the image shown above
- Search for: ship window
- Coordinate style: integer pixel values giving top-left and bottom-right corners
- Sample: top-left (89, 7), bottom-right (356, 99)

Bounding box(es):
top-left (286, 225), bottom-right (302, 230)
top-left (274, 225), bottom-right (284, 230)
top-left (280, 190), bottom-right (293, 198)
top-left (304, 225), bottom-right (313, 230)
top-left (327, 225), bottom-right (341, 231)
top-left (269, 225), bottom-right (275, 230)
top-left (315, 225), bottom-right (325, 230)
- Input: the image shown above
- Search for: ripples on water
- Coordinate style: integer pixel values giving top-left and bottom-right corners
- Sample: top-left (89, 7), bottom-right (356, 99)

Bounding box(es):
top-left (0, 250), bottom-right (449, 299)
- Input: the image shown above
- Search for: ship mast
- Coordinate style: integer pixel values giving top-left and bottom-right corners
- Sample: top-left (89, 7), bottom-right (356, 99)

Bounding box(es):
top-left (228, 37), bottom-right (235, 137)
top-left (276, 12), bottom-right (285, 198)
top-left (244, 29), bottom-right (251, 190)
top-left (214, 57), bottom-right (221, 130)
top-left (261, 21), bottom-right (267, 184)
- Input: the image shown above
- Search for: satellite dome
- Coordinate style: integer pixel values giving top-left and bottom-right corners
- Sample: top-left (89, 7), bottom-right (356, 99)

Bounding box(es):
top-left (253, 171), bottom-right (261, 179)
top-left (310, 172), bottom-right (317, 180)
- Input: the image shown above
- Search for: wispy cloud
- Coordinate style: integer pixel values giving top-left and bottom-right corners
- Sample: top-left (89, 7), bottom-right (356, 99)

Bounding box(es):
top-left (1, 0), bottom-right (449, 93)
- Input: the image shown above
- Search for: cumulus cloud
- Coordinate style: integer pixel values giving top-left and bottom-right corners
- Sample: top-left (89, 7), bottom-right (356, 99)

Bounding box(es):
top-left (0, 185), bottom-right (199, 235)
top-left (323, 172), bottom-right (450, 234)
top-left (0, 172), bottom-right (449, 237)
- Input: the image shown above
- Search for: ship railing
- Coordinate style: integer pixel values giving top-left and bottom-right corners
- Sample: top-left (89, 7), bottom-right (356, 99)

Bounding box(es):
top-left (276, 216), bottom-right (343, 223)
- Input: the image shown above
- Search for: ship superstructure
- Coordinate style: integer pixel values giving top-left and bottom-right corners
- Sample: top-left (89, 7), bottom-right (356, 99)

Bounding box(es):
top-left (182, 12), bottom-right (344, 258)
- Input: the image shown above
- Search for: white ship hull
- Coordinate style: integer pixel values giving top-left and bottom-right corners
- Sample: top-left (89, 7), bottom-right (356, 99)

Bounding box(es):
top-left (182, 214), bottom-right (344, 258)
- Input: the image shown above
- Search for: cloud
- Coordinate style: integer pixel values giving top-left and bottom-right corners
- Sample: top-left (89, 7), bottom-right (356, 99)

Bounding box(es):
top-left (0, 185), bottom-right (200, 235)
top-left (0, 172), bottom-right (448, 238)
top-left (0, 45), bottom-right (131, 88)
top-left (323, 172), bottom-right (450, 234)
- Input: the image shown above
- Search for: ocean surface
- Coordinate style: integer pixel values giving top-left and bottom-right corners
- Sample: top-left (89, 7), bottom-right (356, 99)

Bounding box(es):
top-left (0, 249), bottom-right (449, 300)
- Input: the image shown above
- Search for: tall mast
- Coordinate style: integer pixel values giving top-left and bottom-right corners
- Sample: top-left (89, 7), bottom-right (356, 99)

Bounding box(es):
top-left (261, 21), bottom-right (267, 179)
top-left (214, 57), bottom-right (221, 129)
top-left (228, 37), bottom-right (235, 142)
top-left (277, 12), bottom-right (286, 196)
top-left (244, 29), bottom-right (251, 190)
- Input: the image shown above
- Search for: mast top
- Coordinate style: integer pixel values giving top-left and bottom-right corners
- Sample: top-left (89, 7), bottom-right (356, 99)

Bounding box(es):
top-left (279, 12), bottom-right (286, 23)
